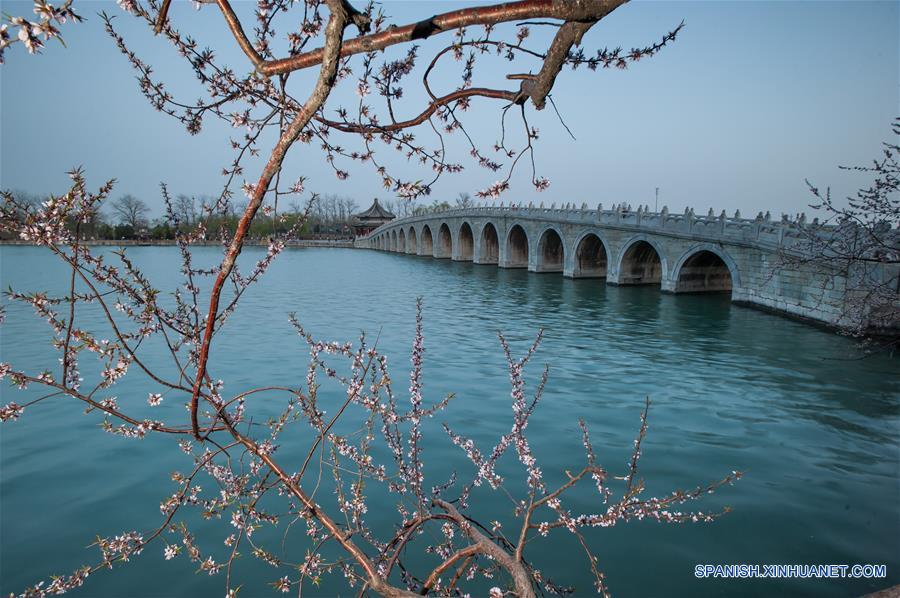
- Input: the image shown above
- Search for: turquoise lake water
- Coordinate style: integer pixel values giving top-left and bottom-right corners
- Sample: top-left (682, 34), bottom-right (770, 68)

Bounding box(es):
top-left (0, 245), bottom-right (898, 597)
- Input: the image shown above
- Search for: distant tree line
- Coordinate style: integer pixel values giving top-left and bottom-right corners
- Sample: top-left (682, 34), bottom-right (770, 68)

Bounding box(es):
top-left (0, 191), bottom-right (361, 241)
top-left (387, 192), bottom-right (476, 218)
top-left (0, 190), bottom-right (484, 241)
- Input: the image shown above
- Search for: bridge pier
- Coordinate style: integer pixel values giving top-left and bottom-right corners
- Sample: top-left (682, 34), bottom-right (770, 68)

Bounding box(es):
top-left (499, 258), bottom-right (528, 269)
top-left (562, 246), bottom-right (577, 278)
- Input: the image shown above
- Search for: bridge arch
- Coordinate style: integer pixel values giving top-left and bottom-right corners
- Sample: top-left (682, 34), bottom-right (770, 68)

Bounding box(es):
top-left (390, 230), bottom-right (398, 252)
top-left (573, 231), bottom-right (609, 278)
top-left (672, 244), bottom-right (740, 294)
top-left (436, 223), bottom-right (453, 258)
top-left (504, 223), bottom-right (529, 268)
top-left (420, 224), bottom-right (434, 256)
top-left (407, 227), bottom-right (417, 254)
top-left (457, 222), bottom-right (474, 261)
top-left (479, 222), bottom-right (500, 264)
top-left (616, 235), bottom-right (668, 286)
top-left (398, 229), bottom-right (406, 254)
top-left (536, 225), bottom-right (565, 272)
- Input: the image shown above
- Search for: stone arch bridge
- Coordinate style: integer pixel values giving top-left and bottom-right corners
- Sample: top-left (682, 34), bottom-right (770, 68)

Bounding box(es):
top-left (357, 204), bottom-right (873, 328)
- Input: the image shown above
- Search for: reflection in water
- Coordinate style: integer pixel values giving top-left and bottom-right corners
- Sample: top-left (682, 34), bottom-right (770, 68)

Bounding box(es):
top-left (0, 246), bottom-right (897, 598)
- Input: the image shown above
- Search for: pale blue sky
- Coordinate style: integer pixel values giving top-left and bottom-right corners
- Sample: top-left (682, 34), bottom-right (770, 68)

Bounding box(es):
top-left (0, 1), bottom-right (897, 218)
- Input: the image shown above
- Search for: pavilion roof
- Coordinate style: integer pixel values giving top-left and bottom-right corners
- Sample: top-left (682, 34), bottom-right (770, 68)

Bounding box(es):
top-left (353, 198), bottom-right (395, 220)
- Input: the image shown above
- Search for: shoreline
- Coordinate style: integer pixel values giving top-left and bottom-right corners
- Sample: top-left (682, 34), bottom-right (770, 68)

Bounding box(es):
top-left (0, 239), bottom-right (356, 248)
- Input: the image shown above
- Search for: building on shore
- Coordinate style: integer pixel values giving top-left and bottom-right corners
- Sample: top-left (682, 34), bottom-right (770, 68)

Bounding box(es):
top-left (351, 198), bottom-right (395, 237)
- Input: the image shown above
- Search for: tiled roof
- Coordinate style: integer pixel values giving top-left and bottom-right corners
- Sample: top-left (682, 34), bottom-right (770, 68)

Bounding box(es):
top-left (353, 198), bottom-right (395, 220)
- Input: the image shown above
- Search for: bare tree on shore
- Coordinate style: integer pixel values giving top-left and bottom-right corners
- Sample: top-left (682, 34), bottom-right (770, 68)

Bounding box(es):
top-left (173, 194), bottom-right (196, 227)
top-left (109, 194), bottom-right (150, 230)
top-left (456, 192), bottom-right (474, 209)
